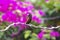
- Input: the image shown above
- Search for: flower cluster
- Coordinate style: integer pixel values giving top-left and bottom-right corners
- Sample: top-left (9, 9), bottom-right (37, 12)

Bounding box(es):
top-left (0, 0), bottom-right (45, 24)
top-left (37, 30), bottom-right (60, 39)
top-left (0, 0), bottom-right (33, 23)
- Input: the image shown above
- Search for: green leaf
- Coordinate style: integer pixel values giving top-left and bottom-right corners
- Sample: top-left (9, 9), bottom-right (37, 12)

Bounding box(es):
top-left (30, 0), bottom-right (37, 3)
top-left (54, 2), bottom-right (60, 9)
top-left (24, 30), bottom-right (31, 39)
top-left (52, 37), bottom-right (56, 40)
top-left (33, 29), bottom-right (40, 34)
top-left (0, 32), bottom-right (4, 38)
top-left (32, 33), bottom-right (37, 37)
top-left (29, 33), bottom-right (38, 40)
top-left (44, 34), bottom-right (50, 39)
top-left (48, 9), bottom-right (56, 16)
top-left (29, 38), bottom-right (38, 40)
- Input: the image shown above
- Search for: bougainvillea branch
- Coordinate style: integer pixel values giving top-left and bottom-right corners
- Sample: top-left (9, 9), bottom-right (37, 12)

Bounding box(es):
top-left (0, 22), bottom-right (60, 32)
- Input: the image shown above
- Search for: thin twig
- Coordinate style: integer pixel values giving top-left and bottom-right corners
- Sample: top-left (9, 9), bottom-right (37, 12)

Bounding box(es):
top-left (42, 16), bottom-right (60, 20)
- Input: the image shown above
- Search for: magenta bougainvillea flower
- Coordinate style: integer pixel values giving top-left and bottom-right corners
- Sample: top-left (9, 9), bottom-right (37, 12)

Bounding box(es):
top-left (45, 0), bottom-right (49, 3)
top-left (38, 30), bottom-right (60, 39)
top-left (2, 11), bottom-right (28, 23)
top-left (37, 31), bottom-right (44, 39)
top-left (2, 11), bottom-right (20, 23)
top-left (37, 29), bottom-right (47, 39)
top-left (17, 2), bottom-right (34, 12)
top-left (0, 0), bottom-right (17, 12)
top-left (38, 10), bottom-right (46, 16)
top-left (50, 31), bottom-right (59, 37)
top-left (32, 16), bottom-right (42, 24)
